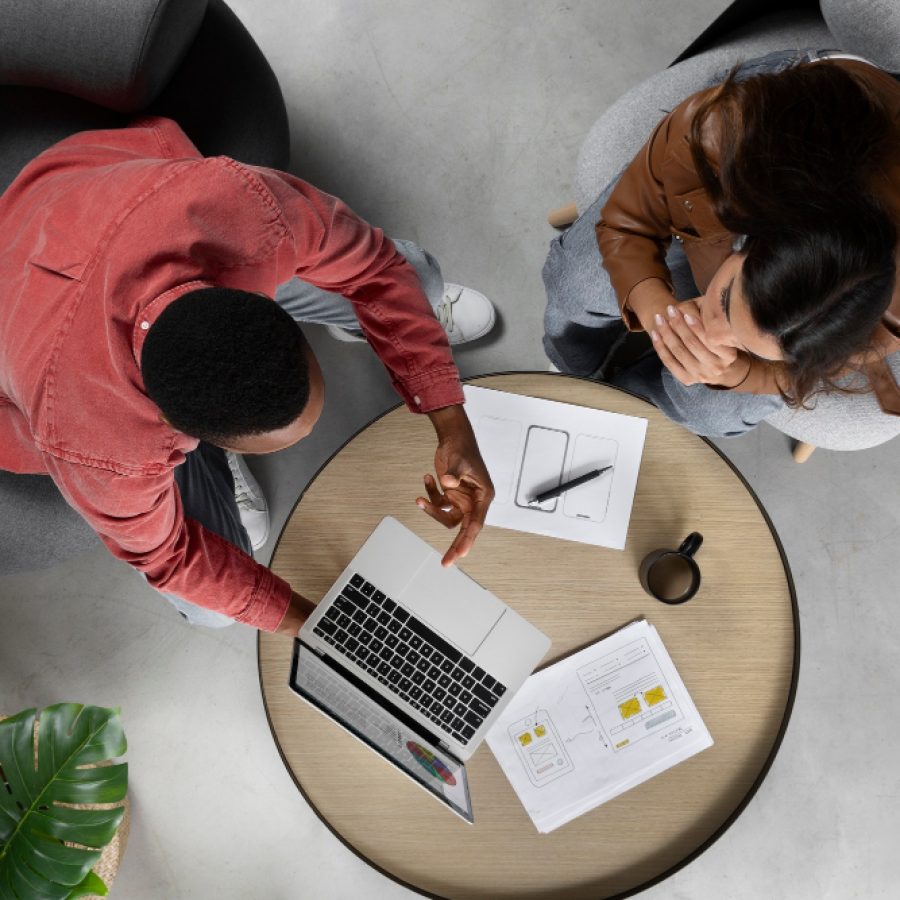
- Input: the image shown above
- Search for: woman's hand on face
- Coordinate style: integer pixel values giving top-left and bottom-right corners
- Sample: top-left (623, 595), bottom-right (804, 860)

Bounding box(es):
top-left (650, 300), bottom-right (741, 386)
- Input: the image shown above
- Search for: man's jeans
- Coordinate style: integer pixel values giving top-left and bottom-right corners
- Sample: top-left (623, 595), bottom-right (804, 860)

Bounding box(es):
top-left (163, 239), bottom-right (444, 628)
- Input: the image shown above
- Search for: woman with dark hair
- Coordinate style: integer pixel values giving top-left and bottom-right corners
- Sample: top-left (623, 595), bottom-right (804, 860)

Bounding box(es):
top-left (543, 51), bottom-right (900, 437)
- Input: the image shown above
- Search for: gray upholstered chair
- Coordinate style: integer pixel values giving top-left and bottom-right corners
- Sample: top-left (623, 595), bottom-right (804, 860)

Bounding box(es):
top-left (0, 0), bottom-right (290, 574)
top-left (549, 0), bottom-right (900, 461)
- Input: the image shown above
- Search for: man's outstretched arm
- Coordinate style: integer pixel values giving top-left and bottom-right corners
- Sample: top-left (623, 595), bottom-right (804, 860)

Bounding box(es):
top-left (255, 167), bottom-right (495, 562)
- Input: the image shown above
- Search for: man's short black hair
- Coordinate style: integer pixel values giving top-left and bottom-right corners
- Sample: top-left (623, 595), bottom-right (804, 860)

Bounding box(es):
top-left (141, 287), bottom-right (310, 444)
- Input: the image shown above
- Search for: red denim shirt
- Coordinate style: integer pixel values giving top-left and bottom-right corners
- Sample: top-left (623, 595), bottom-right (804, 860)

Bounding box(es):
top-left (0, 117), bottom-right (463, 631)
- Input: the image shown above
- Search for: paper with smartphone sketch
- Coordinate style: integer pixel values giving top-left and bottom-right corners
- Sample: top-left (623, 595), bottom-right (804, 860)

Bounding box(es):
top-left (464, 385), bottom-right (647, 549)
top-left (485, 620), bottom-right (713, 833)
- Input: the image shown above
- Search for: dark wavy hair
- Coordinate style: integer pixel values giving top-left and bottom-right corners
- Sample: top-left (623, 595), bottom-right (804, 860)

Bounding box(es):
top-left (141, 287), bottom-right (310, 444)
top-left (688, 60), bottom-right (897, 405)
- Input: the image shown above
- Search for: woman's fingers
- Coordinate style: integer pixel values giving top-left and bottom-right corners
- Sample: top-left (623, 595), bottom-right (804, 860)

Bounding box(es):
top-left (661, 307), bottom-right (723, 365)
top-left (652, 304), bottom-right (738, 385)
top-left (650, 328), bottom-right (693, 384)
top-left (653, 313), bottom-right (699, 373)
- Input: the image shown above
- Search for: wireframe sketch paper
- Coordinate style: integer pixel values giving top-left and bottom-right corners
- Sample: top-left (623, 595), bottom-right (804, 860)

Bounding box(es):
top-left (464, 385), bottom-right (647, 549)
top-left (485, 620), bottom-right (713, 833)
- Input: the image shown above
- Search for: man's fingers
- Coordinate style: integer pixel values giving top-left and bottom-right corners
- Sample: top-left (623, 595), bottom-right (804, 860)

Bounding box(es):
top-left (439, 472), bottom-right (461, 490)
top-left (423, 474), bottom-right (446, 506)
top-left (439, 487), bottom-right (491, 565)
top-left (441, 516), bottom-right (482, 567)
top-left (417, 497), bottom-right (459, 528)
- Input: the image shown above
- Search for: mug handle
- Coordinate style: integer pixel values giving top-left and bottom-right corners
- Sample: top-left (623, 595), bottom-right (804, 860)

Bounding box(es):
top-left (678, 532), bottom-right (703, 557)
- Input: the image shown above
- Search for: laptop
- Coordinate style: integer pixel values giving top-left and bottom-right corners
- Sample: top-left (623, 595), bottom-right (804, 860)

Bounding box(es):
top-left (289, 515), bottom-right (551, 823)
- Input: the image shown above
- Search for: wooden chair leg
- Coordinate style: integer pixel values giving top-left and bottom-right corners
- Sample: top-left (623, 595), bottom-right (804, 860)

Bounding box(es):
top-left (547, 202), bottom-right (578, 229)
top-left (792, 440), bottom-right (816, 463)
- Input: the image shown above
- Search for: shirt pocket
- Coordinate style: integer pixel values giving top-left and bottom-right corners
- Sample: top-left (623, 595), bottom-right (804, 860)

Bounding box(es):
top-left (670, 187), bottom-right (729, 241)
top-left (670, 226), bottom-right (702, 244)
top-left (28, 222), bottom-right (89, 282)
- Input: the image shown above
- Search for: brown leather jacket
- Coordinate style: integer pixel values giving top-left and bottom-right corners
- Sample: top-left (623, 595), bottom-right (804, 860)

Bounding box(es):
top-left (596, 59), bottom-right (900, 413)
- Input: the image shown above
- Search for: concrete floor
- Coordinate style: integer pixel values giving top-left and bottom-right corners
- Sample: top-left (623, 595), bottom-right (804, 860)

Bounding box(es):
top-left (3, 1), bottom-right (900, 898)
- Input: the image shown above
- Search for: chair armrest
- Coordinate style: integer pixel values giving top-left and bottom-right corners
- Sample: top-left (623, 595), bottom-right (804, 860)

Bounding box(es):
top-left (766, 352), bottom-right (900, 450)
top-left (821, 0), bottom-right (900, 72)
top-left (0, 0), bottom-right (208, 112)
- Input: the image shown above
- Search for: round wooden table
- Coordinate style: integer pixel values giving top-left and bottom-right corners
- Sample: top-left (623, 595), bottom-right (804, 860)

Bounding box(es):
top-left (259, 374), bottom-right (798, 900)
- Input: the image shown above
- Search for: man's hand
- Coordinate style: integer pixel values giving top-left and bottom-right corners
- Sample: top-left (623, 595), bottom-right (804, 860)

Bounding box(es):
top-left (274, 591), bottom-right (318, 636)
top-left (420, 404), bottom-right (494, 567)
top-left (650, 301), bottom-right (748, 387)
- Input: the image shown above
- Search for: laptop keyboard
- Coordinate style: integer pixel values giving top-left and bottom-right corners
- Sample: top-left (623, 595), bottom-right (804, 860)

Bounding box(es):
top-left (312, 573), bottom-right (508, 745)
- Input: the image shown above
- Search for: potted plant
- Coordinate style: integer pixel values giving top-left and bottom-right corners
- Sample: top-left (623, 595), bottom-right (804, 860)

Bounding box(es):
top-left (0, 704), bottom-right (128, 898)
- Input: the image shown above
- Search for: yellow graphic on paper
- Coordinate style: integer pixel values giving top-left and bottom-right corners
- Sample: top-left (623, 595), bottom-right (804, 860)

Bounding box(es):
top-left (615, 738), bottom-right (630, 749)
top-left (534, 724), bottom-right (547, 738)
top-left (518, 731), bottom-right (532, 747)
top-left (644, 685), bottom-right (667, 707)
top-left (619, 698), bottom-right (641, 720)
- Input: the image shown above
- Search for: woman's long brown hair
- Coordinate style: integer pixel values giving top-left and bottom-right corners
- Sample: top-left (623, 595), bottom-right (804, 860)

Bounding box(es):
top-left (687, 61), bottom-right (898, 406)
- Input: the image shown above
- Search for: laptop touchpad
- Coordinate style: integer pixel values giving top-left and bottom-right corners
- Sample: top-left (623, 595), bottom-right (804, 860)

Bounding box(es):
top-left (400, 557), bottom-right (504, 657)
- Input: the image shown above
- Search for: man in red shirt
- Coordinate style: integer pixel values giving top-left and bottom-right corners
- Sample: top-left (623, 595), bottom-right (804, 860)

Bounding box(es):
top-left (0, 117), bottom-right (496, 634)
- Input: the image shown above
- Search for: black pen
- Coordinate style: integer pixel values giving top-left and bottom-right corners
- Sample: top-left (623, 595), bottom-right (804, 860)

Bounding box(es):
top-left (528, 466), bottom-right (613, 506)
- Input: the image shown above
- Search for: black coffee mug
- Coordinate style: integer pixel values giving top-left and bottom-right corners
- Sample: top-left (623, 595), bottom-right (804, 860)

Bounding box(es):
top-left (639, 532), bottom-right (703, 604)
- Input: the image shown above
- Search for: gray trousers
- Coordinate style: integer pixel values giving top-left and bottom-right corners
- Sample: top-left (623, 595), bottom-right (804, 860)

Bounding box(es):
top-left (540, 51), bottom-right (843, 437)
top-left (165, 239), bottom-right (444, 627)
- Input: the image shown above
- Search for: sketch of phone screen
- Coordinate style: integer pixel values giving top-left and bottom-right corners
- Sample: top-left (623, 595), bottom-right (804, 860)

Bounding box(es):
top-left (563, 434), bottom-right (618, 523)
top-left (475, 416), bottom-right (523, 504)
top-left (508, 710), bottom-right (574, 787)
top-left (514, 426), bottom-right (569, 512)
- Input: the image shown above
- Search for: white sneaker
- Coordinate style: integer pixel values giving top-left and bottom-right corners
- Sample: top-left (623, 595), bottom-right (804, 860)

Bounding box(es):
top-left (226, 452), bottom-right (270, 551)
top-left (435, 283), bottom-right (495, 345)
top-left (324, 283), bottom-right (496, 345)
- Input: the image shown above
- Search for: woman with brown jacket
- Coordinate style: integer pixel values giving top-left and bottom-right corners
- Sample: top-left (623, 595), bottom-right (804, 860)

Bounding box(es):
top-left (543, 50), bottom-right (900, 437)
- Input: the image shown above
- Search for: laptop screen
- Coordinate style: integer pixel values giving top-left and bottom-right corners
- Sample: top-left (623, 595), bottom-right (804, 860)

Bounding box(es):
top-left (290, 642), bottom-right (474, 823)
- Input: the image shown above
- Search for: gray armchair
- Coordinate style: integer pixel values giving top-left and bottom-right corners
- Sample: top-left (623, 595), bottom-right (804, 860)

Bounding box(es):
top-left (0, 0), bottom-right (290, 193)
top-left (0, 0), bottom-right (290, 574)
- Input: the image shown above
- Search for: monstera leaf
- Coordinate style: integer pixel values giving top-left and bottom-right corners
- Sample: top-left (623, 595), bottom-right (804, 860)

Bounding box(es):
top-left (0, 704), bottom-right (127, 899)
